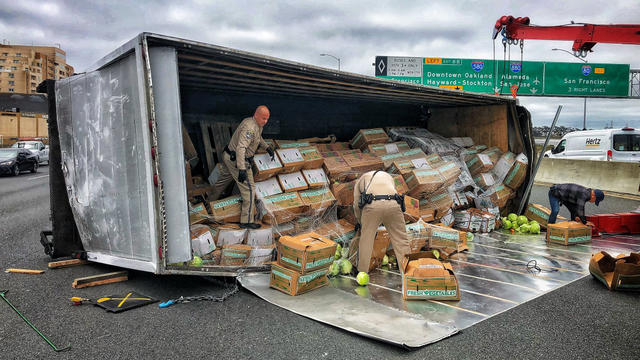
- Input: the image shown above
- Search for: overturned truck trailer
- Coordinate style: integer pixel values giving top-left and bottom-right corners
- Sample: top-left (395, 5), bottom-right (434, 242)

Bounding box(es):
top-left (41, 33), bottom-right (534, 277)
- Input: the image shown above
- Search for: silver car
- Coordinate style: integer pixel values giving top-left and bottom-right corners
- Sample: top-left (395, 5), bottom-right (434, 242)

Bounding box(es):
top-left (11, 141), bottom-right (49, 165)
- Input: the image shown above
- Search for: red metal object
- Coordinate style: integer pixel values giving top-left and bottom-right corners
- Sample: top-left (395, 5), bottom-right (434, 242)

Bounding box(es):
top-left (587, 213), bottom-right (640, 234)
top-left (493, 15), bottom-right (640, 52)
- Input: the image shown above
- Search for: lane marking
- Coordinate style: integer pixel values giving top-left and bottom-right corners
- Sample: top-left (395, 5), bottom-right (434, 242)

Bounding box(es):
top-left (463, 252), bottom-right (586, 274)
top-left (471, 243), bottom-right (588, 265)
top-left (448, 259), bottom-right (567, 283)
top-left (459, 289), bottom-right (520, 305)
top-left (455, 273), bottom-right (541, 292)
top-left (28, 175), bottom-right (49, 181)
top-left (339, 275), bottom-right (488, 317)
top-left (378, 267), bottom-right (540, 293)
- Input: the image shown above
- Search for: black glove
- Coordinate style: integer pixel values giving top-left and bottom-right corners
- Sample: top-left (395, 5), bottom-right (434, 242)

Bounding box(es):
top-left (238, 169), bottom-right (247, 183)
top-left (354, 223), bottom-right (361, 233)
top-left (266, 146), bottom-right (275, 161)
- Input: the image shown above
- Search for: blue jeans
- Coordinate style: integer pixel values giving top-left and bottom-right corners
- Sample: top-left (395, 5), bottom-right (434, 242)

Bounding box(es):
top-left (548, 190), bottom-right (560, 224)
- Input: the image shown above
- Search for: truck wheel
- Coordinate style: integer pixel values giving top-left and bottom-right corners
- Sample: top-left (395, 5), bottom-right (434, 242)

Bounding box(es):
top-left (31, 162), bottom-right (38, 173)
top-left (12, 164), bottom-right (20, 176)
top-left (544, 155), bottom-right (549, 158)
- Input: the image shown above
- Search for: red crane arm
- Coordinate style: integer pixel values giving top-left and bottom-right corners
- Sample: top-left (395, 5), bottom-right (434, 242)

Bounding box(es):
top-left (493, 15), bottom-right (640, 52)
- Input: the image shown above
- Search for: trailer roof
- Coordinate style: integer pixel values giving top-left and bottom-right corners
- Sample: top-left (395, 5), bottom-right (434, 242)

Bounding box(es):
top-left (92, 33), bottom-right (515, 107)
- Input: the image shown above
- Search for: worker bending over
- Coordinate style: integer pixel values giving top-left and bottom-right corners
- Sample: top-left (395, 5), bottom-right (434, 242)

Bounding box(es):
top-left (548, 183), bottom-right (604, 225)
top-left (353, 171), bottom-right (411, 273)
top-left (211, 105), bottom-right (275, 229)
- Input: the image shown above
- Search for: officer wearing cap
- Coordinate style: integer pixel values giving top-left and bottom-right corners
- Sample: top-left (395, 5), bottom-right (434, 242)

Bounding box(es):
top-left (352, 171), bottom-right (411, 272)
top-left (548, 183), bottom-right (605, 225)
top-left (211, 105), bottom-right (275, 229)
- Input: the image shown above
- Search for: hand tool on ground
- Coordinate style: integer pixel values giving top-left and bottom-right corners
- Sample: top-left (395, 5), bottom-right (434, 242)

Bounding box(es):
top-left (0, 290), bottom-right (71, 352)
top-left (70, 291), bottom-right (156, 312)
top-left (71, 294), bottom-right (153, 306)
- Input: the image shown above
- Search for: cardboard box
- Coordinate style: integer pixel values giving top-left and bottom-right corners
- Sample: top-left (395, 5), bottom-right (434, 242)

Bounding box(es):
top-left (404, 195), bottom-right (421, 223)
top-left (293, 216), bottom-right (315, 234)
top-left (215, 224), bottom-right (248, 246)
top-left (402, 251), bottom-right (460, 301)
top-left (190, 224), bottom-right (216, 257)
top-left (322, 156), bottom-right (353, 182)
top-left (189, 202), bottom-right (209, 225)
top-left (272, 221), bottom-right (296, 237)
top-left (255, 177), bottom-right (283, 199)
top-left (546, 221), bottom-right (592, 245)
top-left (439, 208), bottom-right (455, 227)
top-left (482, 146), bottom-right (503, 164)
top-left (299, 187), bottom-right (337, 213)
top-left (524, 203), bottom-right (567, 228)
top-left (337, 205), bottom-right (357, 225)
top-left (436, 161), bottom-right (462, 188)
top-left (315, 219), bottom-right (356, 245)
top-left (275, 140), bottom-right (312, 149)
top-left (270, 263), bottom-right (329, 296)
top-left (405, 221), bottom-right (429, 253)
top-left (246, 226), bottom-right (274, 247)
top-left (277, 232), bottom-right (337, 273)
top-left (454, 209), bottom-right (484, 232)
top-left (425, 153), bottom-right (443, 166)
top-left (221, 244), bottom-right (252, 266)
top-left (449, 137), bottom-right (474, 147)
top-left (472, 144), bottom-right (488, 152)
top-left (278, 171), bottom-right (309, 193)
top-left (276, 148), bottom-right (305, 174)
top-left (366, 141), bottom-right (410, 155)
top-left (489, 184), bottom-right (515, 209)
top-left (302, 168), bottom-right (329, 188)
top-left (479, 212), bottom-right (497, 233)
top-left (492, 152), bottom-right (516, 182)
top-left (392, 174), bottom-right (409, 194)
top-left (426, 223), bottom-right (468, 253)
top-left (419, 208), bottom-right (436, 222)
top-left (351, 128), bottom-right (389, 150)
top-left (589, 251), bottom-right (640, 291)
top-left (342, 152), bottom-right (384, 174)
top-left (388, 158), bottom-right (431, 176)
top-left (261, 192), bottom-right (308, 224)
top-left (316, 142), bottom-right (351, 152)
top-left (449, 189), bottom-right (470, 210)
top-left (246, 245), bottom-right (275, 266)
top-left (331, 180), bottom-right (356, 206)
top-left (321, 149), bottom-right (361, 158)
top-left (380, 149), bottom-right (428, 168)
top-left (252, 153), bottom-right (283, 182)
top-left (405, 169), bottom-right (445, 198)
top-left (504, 153), bottom-right (528, 190)
top-left (466, 153), bottom-right (494, 176)
top-left (210, 195), bottom-right (244, 223)
top-left (299, 146), bottom-right (324, 170)
top-left (473, 172), bottom-right (496, 190)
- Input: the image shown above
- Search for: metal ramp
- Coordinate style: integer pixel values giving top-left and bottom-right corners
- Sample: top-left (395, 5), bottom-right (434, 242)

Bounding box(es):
top-left (240, 232), bottom-right (640, 348)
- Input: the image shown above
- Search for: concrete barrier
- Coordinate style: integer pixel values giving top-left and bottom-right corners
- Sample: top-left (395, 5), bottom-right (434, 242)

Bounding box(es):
top-left (535, 158), bottom-right (640, 195)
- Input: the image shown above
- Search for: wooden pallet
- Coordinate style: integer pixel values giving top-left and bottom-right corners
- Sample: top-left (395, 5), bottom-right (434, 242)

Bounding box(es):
top-left (200, 121), bottom-right (238, 174)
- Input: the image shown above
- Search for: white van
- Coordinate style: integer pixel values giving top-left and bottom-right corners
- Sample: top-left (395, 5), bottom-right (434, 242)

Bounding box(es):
top-left (544, 128), bottom-right (640, 162)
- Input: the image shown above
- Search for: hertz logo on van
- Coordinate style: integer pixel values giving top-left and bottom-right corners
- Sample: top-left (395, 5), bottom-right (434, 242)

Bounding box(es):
top-left (585, 138), bottom-right (601, 147)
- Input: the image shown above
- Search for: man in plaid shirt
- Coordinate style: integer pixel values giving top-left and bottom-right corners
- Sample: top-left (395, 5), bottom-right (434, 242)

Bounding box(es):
top-left (548, 183), bottom-right (605, 224)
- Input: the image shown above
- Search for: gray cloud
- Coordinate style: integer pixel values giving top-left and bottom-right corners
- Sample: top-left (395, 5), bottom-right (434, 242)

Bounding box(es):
top-left (0, 0), bottom-right (638, 129)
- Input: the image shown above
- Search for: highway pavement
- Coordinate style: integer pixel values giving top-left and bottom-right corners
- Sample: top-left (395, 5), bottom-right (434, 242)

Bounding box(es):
top-left (1, 172), bottom-right (639, 359)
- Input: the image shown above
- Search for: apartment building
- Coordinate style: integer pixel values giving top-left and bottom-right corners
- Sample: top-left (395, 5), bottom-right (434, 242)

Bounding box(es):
top-left (0, 44), bottom-right (74, 94)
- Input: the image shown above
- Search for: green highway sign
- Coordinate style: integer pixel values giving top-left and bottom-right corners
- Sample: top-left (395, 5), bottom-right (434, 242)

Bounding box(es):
top-left (374, 56), bottom-right (630, 98)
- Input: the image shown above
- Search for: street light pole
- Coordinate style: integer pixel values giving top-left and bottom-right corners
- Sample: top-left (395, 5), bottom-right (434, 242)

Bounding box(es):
top-left (552, 48), bottom-right (588, 130)
top-left (320, 53), bottom-right (340, 71)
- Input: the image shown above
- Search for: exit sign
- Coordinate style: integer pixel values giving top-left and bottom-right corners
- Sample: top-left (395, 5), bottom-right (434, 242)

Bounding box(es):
top-left (374, 56), bottom-right (630, 98)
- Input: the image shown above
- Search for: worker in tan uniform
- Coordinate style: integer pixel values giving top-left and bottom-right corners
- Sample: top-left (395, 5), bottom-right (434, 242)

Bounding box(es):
top-left (211, 105), bottom-right (275, 229)
top-left (353, 171), bottom-right (411, 273)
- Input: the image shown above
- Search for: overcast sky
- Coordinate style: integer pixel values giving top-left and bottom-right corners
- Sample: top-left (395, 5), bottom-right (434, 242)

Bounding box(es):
top-left (2, 0), bottom-right (638, 129)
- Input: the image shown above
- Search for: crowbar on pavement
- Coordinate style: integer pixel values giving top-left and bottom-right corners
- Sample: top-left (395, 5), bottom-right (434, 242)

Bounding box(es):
top-left (0, 290), bottom-right (71, 352)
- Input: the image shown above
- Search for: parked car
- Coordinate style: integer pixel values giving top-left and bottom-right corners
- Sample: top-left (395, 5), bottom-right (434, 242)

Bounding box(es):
top-left (0, 148), bottom-right (38, 176)
top-left (11, 141), bottom-right (49, 164)
top-left (544, 127), bottom-right (640, 162)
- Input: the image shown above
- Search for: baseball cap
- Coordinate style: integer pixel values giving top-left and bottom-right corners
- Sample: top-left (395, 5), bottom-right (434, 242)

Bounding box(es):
top-left (594, 189), bottom-right (604, 206)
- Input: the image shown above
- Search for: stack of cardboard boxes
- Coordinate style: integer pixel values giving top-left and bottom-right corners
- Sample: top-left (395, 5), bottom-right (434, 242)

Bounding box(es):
top-left (270, 232), bottom-right (337, 295)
